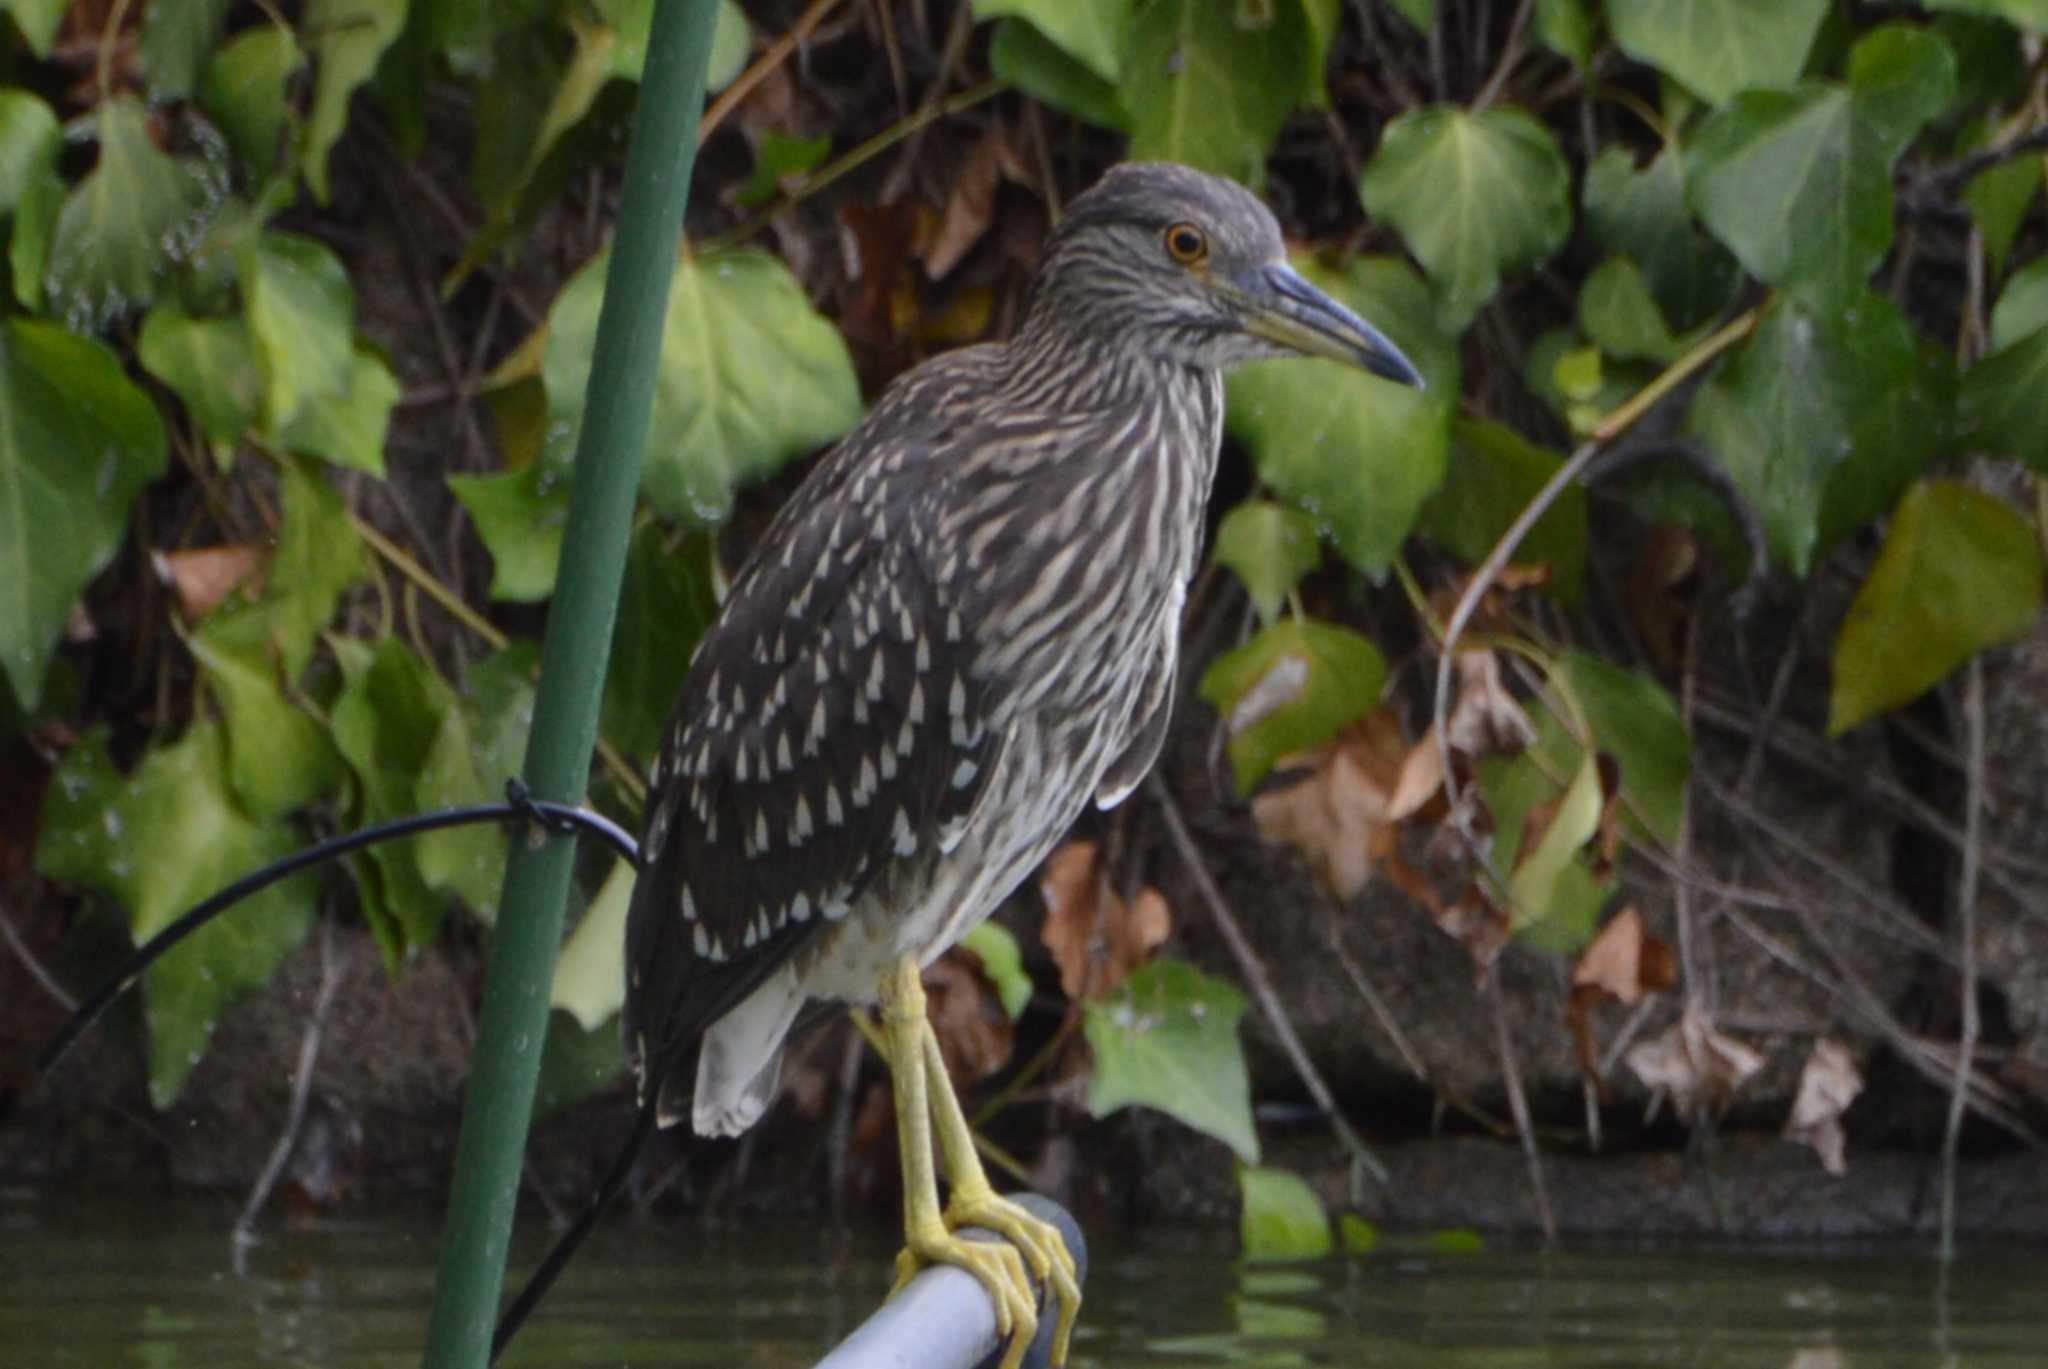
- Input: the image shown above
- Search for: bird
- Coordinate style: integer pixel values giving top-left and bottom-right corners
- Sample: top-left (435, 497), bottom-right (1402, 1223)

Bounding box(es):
top-left (619, 160), bottom-right (1422, 1369)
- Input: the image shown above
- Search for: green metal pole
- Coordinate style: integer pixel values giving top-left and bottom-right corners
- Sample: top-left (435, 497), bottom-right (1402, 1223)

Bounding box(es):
top-left (420, 2), bottom-right (719, 1364)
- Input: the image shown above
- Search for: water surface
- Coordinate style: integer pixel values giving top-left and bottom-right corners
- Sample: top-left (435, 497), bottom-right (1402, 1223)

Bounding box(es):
top-left (2, 1195), bottom-right (2039, 1366)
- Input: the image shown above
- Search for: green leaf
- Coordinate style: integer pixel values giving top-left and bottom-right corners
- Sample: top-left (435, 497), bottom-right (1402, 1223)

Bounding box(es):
top-left (552, 857), bottom-right (635, 1031)
top-left (988, 19), bottom-right (1130, 131)
top-left (466, 641), bottom-right (539, 786)
top-left (603, 522), bottom-right (717, 759)
top-left (1085, 958), bottom-right (1259, 1163)
top-left (1239, 1165), bottom-right (1332, 1261)
top-left (1550, 652), bottom-right (1689, 849)
top-left (975, 0), bottom-right (1129, 80)
top-left (544, 247), bottom-right (862, 524)
top-left (1213, 500), bottom-right (1321, 625)
top-left (1386, 0), bottom-right (1433, 29)
top-left (1339, 1212), bottom-right (1379, 1253)
top-left (304, 0), bottom-right (408, 203)
top-left (1507, 750), bottom-right (1604, 931)
top-left (2, 0), bottom-right (65, 56)
top-left (1991, 257), bottom-right (2048, 352)
top-left (1685, 293), bottom-right (1943, 574)
top-left (43, 97), bottom-right (219, 331)
top-left (1582, 144), bottom-right (1738, 331)
top-left (1607, 0), bottom-right (1827, 105)
top-left (449, 463), bottom-right (572, 601)
top-left (140, 0), bottom-right (234, 99)
top-left (37, 724), bottom-right (315, 1107)
top-left (0, 88), bottom-right (58, 215)
top-left (186, 630), bottom-right (344, 819)
top-left (1196, 618), bottom-right (1386, 794)
top-left (1962, 324), bottom-right (2048, 474)
top-left (962, 921), bottom-right (1034, 1022)
top-left (1225, 255), bottom-right (1456, 576)
top-left (281, 345), bottom-right (398, 474)
top-left (1688, 27), bottom-right (1955, 313)
top-left (1419, 418), bottom-right (1588, 602)
top-left (1579, 256), bottom-right (1683, 364)
top-left (243, 231), bottom-right (357, 429)
top-left (1830, 480), bottom-right (2045, 734)
top-left (733, 131), bottom-right (832, 208)
top-left (139, 304), bottom-right (262, 450)
top-left (0, 318), bottom-right (167, 709)
top-left (414, 698), bottom-right (504, 915)
top-left (1359, 106), bottom-right (1572, 329)
top-left (1121, 0), bottom-right (1310, 184)
top-left (201, 25), bottom-right (307, 172)
top-left (1534, 0), bottom-right (1595, 66)
top-left (1474, 749), bottom-right (1607, 951)
top-left (1967, 155), bottom-right (2041, 282)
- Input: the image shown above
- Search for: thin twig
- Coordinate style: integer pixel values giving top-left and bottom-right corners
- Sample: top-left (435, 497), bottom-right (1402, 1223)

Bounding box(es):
top-left (1148, 778), bottom-right (1388, 1191)
top-left (1470, 0), bottom-right (1536, 112)
top-left (1939, 658), bottom-right (1985, 1261)
top-left (233, 921), bottom-right (345, 1264)
top-left (699, 0), bottom-right (844, 145)
top-left (0, 902), bottom-right (76, 1011)
top-left (1487, 967), bottom-right (1555, 1240)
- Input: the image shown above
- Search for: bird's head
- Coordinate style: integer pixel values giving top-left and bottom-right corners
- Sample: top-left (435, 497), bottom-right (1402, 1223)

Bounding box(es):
top-left (1022, 161), bottom-right (1424, 387)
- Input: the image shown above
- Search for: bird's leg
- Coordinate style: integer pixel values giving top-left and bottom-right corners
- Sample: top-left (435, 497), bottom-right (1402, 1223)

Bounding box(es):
top-left (918, 1021), bottom-right (1082, 1365)
top-left (878, 954), bottom-right (1046, 1369)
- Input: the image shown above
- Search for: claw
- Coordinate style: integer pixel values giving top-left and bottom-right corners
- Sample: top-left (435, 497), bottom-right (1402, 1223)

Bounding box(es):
top-left (892, 1215), bottom-right (1038, 1368)
top-left (942, 1189), bottom-right (1081, 1367)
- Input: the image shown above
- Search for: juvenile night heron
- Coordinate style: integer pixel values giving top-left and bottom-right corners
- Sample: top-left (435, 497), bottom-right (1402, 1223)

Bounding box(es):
top-left (622, 161), bottom-right (1421, 1367)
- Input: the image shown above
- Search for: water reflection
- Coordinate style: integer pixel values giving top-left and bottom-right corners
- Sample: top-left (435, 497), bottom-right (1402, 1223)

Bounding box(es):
top-left (1, 1197), bottom-right (2042, 1366)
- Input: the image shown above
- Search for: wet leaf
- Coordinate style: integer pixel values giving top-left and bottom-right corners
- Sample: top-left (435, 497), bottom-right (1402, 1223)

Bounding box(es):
top-left (543, 247), bottom-right (862, 524)
top-left (1783, 1036), bottom-right (1862, 1175)
top-left (1419, 418), bottom-right (1587, 601)
top-left (1625, 999), bottom-right (1764, 1119)
top-left (43, 97), bottom-right (219, 331)
top-left (1240, 1165), bottom-right (1332, 1260)
top-left (603, 523), bottom-right (717, 760)
top-left (961, 920), bottom-right (1034, 1022)
top-left (449, 463), bottom-right (571, 602)
top-left (201, 26), bottom-right (307, 175)
top-left (0, 318), bottom-right (167, 709)
top-left (37, 724), bottom-right (315, 1107)
top-left (1607, 0), bottom-right (1827, 104)
top-left (1084, 958), bottom-right (1258, 1163)
top-left (138, 303), bottom-right (262, 452)
top-left (1251, 711), bottom-right (1405, 899)
top-left (1829, 480), bottom-right (2044, 734)
top-left (1689, 26), bottom-right (1955, 313)
top-left (1226, 255), bottom-right (1456, 576)
top-left (1360, 106), bottom-right (1571, 329)
top-left (304, 0), bottom-right (407, 203)
top-left (1213, 500), bottom-right (1320, 626)
top-left (1197, 618), bottom-right (1387, 794)
top-left (1039, 840), bottom-right (1172, 1002)
top-left (1121, 0), bottom-right (1310, 184)
top-left (552, 856), bottom-right (635, 1031)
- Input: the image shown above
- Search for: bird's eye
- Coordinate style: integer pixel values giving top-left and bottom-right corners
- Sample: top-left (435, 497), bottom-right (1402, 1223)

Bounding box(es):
top-left (1163, 222), bottom-right (1208, 264)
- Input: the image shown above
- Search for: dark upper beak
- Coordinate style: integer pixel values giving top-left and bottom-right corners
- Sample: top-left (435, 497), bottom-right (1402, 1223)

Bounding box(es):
top-left (1239, 262), bottom-right (1425, 387)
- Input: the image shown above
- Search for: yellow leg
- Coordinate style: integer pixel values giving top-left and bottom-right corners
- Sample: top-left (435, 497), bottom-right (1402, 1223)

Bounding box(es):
top-left (878, 954), bottom-right (1080, 1369)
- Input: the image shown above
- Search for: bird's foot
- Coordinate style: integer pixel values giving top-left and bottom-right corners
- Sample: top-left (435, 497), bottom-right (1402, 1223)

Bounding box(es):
top-left (890, 1186), bottom-right (1080, 1369)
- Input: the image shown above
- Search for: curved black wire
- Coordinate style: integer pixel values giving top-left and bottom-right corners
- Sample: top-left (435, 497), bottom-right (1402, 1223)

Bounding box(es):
top-left (35, 790), bottom-right (639, 1076)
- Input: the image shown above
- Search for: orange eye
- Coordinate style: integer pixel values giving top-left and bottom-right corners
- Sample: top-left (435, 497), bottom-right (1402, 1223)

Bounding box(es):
top-left (1163, 222), bottom-right (1208, 264)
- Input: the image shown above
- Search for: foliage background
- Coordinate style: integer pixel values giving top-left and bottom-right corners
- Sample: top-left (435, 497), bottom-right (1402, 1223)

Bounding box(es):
top-left (3, 0), bottom-right (2046, 1241)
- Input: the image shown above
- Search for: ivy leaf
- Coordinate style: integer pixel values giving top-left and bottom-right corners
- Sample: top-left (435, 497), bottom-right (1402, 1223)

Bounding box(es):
top-left (2, 0), bottom-right (66, 56)
top-left (1685, 293), bottom-right (1940, 574)
top-left (281, 345), bottom-right (399, 474)
top-left (975, 0), bottom-right (1129, 81)
top-left (304, 0), bottom-right (407, 203)
top-left (1240, 1165), bottom-right (1332, 1260)
top-left (1121, 0), bottom-right (1310, 185)
top-left (1419, 418), bottom-right (1588, 602)
top-left (1197, 618), bottom-right (1386, 794)
top-left (1830, 481), bottom-right (2045, 734)
top-left (603, 522), bottom-right (717, 760)
top-left (1213, 500), bottom-right (1321, 626)
top-left (1579, 256), bottom-right (1682, 364)
top-left (37, 724), bottom-right (315, 1107)
top-left (1534, 0), bottom-right (1595, 67)
top-left (139, 0), bottom-right (234, 99)
top-left (1360, 106), bottom-right (1572, 329)
top-left (138, 303), bottom-right (262, 451)
top-left (448, 463), bottom-right (572, 601)
top-left (0, 88), bottom-right (58, 214)
top-left (0, 319), bottom-right (167, 709)
top-left (733, 131), bottom-right (832, 208)
top-left (1549, 651), bottom-right (1689, 849)
top-left (544, 247), bottom-right (862, 524)
top-left (1225, 255), bottom-right (1456, 576)
top-left (552, 856), bottom-right (636, 1030)
top-left (1989, 256), bottom-right (2048, 352)
top-left (1962, 321), bottom-right (2048, 474)
top-left (988, 19), bottom-right (1130, 131)
top-left (1582, 144), bottom-right (1739, 331)
top-left (43, 97), bottom-right (219, 331)
top-left (185, 629), bottom-right (344, 819)
top-left (242, 231), bottom-right (357, 430)
top-left (201, 25), bottom-right (306, 173)
top-left (1688, 26), bottom-right (1956, 313)
top-left (1085, 958), bottom-right (1259, 1164)
top-left (1607, 0), bottom-right (1828, 104)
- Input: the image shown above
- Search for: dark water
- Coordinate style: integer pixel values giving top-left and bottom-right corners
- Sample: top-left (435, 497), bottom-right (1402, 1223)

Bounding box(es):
top-left (2, 1195), bottom-right (2040, 1366)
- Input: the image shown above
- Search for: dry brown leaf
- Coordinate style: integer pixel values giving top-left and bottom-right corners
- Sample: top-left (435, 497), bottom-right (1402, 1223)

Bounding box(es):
top-left (1572, 905), bottom-right (1677, 1004)
top-left (1444, 649), bottom-right (1536, 759)
top-left (1251, 710), bottom-right (1406, 898)
top-left (1625, 999), bottom-right (1765, 1119)
top-left (924, 947), bottom-right (1016, 1086)
top-left (1038, 840), bottom-right (1172, 1002)
top-left (1626, 524), bottom-right (1699, 669)
top-left (1387, 721), bottom-right (1447, 821)
top-left (923, 130), bottom-right (1027, 280)
top-left (153, 545), bottom-right (265, 622)
top-left (1434, 885), bottom-right (1511, 976)
top-left (1782, 1036), bottom-right (1863, 1175)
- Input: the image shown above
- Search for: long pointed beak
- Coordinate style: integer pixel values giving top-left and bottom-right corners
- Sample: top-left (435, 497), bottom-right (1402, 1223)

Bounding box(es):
top-left (1240, 263), bottom-right (1425, 387)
